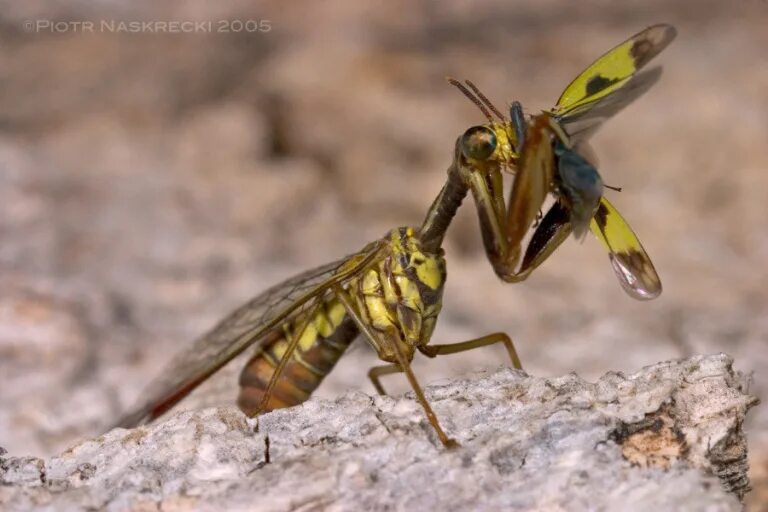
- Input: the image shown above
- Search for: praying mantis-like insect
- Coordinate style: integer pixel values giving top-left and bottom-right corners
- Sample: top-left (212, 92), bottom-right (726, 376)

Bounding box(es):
top-left (114, 24), bottom-right (674, 447)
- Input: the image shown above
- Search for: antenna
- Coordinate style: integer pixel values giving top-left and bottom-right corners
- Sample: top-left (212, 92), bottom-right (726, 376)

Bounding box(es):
top-left (447, 77), bottom-right (493, 123)
top-left (464, 80), bottom-right (505, 121)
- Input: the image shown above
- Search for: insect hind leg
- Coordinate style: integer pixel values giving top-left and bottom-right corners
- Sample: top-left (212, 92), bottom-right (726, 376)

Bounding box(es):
top-left (369, 332), bottom-right (522, 399)
top-left (419, 332), bottom-right (523, 370)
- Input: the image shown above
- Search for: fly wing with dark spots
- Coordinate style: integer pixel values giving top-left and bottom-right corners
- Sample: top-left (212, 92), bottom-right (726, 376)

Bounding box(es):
top-left (113, 243), bottom-right (383, 429)
top-left (553, 23), bottom-right (676, 132)
top-left (560, 67), bottom-right (663, 144)
top-left (589, 197), bottom-right (662, 300)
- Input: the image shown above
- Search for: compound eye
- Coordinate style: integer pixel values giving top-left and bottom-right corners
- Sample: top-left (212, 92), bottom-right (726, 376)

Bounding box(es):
top-left (460, 126), bottom-right (497, 161)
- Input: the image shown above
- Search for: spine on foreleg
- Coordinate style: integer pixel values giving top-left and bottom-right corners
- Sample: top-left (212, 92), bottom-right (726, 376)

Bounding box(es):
top-left (237, 298), bottom-right (358, 415)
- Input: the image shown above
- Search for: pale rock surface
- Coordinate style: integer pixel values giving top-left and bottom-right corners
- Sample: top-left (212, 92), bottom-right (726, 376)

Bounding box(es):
top-left (0, 354), bottom-right (757, 511)
top-left (2, 4), bottom-right (768, 508)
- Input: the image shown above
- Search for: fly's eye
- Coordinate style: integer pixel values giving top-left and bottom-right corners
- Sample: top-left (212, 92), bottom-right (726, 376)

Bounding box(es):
top-left (460, 126), bottom-right (497, 161)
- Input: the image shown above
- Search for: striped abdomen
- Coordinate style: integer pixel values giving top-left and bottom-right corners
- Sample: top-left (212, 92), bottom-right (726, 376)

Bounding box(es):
top-left (237, 298), bottom-right (358, 415)
top-left (238, 226), bottom-right (447, 415)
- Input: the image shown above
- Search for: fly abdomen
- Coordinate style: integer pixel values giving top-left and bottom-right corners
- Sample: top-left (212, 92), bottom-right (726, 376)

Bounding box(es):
top-left (237, 298), bottom-right (358, 415)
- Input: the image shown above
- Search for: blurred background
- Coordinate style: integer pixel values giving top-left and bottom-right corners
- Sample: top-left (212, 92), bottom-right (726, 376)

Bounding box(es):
top-left (0, 0), bottom-right (766, 507)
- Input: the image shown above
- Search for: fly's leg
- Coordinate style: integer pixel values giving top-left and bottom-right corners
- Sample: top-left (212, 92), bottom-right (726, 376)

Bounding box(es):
top-left (369, 333), bottom-right (523, 397)
top-left (510, 101), bottom-right (526, 151)
top-left (332, 284), bottom-right (458, 448)
top-left (419, 332), bottom-right (522, 370)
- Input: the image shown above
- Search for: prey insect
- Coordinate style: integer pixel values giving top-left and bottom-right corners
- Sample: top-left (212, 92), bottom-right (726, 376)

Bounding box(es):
top-left (449, 23), bottom-right (675, 299)
top-left (114, 24), bottom-right (676, 447)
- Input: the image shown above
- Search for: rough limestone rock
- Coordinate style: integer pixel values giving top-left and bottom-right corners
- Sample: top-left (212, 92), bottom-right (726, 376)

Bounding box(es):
top-left (0, 354), bottom-right (757, 511)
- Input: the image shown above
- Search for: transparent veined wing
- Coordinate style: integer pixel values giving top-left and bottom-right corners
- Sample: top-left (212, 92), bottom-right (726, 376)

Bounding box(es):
top-left (113, 241), bottom-right (384, 428)
top-left (589, 197), bottom-right (661, 300)
top-left (553, 24), bottom-right (676, 118)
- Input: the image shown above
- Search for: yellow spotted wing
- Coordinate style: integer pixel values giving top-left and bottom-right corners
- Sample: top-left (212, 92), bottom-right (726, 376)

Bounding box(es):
top-left (589, 197), bottom-right (661, 300)
top-left (551, 25), bottom-right (673, 298)
top-left (554, 23), bottom-right (677, 118)
top-left (551, 24), bottom-right (675, 143)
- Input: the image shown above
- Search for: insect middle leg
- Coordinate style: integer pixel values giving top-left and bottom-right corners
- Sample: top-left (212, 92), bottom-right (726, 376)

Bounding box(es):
top-left (368, 332), bottom-right (522, 396)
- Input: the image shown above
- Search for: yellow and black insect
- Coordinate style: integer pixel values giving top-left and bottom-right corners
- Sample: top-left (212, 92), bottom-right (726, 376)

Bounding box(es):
top-left (114, 24), bottom-right (676, 447)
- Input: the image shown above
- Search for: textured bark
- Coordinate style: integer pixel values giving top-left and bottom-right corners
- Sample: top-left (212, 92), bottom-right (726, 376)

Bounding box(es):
top-left (0, 354), bottom-right (757, 511)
